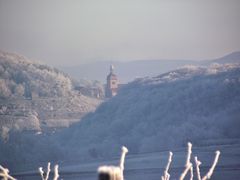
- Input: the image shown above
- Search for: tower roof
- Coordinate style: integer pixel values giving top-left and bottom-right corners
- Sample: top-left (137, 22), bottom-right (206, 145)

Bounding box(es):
top-left (108, 64), bottom-right (117, 79)
top-left (110, 64), bottom-right (114, 73)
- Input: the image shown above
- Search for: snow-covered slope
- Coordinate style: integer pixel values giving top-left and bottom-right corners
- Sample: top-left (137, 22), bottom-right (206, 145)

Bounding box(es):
top-left (60, 63), bottom-right (240, 160)
top-left (0, 51), bottom-right (101, 139)
top-left (0, 51), bottom-right (73, 99)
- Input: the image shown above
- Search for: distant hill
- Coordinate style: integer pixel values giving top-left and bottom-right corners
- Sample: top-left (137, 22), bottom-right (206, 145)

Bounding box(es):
top-left (58, 63), bottom-right (240, 160)
top-left (60, 59), bottom-right (198, 83)
top-left (60, 51), bottom-right (240, 83)
top-left (210, 51), bottom-right (240, 64)
top-left (0, 51), bottom-right (101, 140)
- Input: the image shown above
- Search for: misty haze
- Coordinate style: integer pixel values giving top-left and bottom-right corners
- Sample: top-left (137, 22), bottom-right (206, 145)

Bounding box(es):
top-left (0, 0), bottom-right (240, 180)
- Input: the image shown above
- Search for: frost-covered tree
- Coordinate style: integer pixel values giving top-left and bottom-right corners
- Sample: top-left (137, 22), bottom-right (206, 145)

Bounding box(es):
top-left (0, 79), bottom-right (11, 99)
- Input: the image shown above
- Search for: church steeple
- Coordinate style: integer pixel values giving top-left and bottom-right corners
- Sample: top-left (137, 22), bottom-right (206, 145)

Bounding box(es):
top-left (105, 65), bottom-right (118, 98)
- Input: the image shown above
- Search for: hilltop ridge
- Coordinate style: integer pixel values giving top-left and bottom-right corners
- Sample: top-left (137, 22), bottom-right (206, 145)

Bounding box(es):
top-left (61, 51), bottom-right (240, 83)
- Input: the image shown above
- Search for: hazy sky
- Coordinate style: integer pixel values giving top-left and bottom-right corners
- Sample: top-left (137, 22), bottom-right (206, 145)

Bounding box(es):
top-left (0, 0), bottom-right (240, 66)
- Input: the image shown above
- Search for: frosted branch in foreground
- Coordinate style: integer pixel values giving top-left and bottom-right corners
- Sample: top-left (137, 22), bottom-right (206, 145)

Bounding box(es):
top-left (186, 142), bottom-right (192, 166)
top-left (119, 146), bottom-right (129, 172)
top-left (39, 167), bottom-right (44, 180)
top-left (194, 156), bottom-right (202, 180)
top-left (179, 142), bottom-right (192, 180)
top-left (0, 165), bottom-right (16, 180)
top-left (53, 165), bottom-right (59, 180)
top-left (202, 151), bottom-right (221, 180)
top-left (46, 162), bottom-right (51, 180)
top-left (38, 162), bottom-right (59, 180)
top-left (162, 151), bottom-right (173, 180)
top-left (39, 162), bottom-right (51, 180)
top-left (190, 166), bottom-right (193, 180)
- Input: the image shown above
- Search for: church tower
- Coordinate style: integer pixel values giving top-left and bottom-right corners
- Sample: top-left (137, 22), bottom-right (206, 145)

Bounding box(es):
top-left (105, 65), bottom-right (118, 98)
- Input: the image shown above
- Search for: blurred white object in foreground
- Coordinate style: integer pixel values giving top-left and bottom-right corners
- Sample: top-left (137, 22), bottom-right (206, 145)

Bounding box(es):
top-left (98, 146), bottom-right (128, 180)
